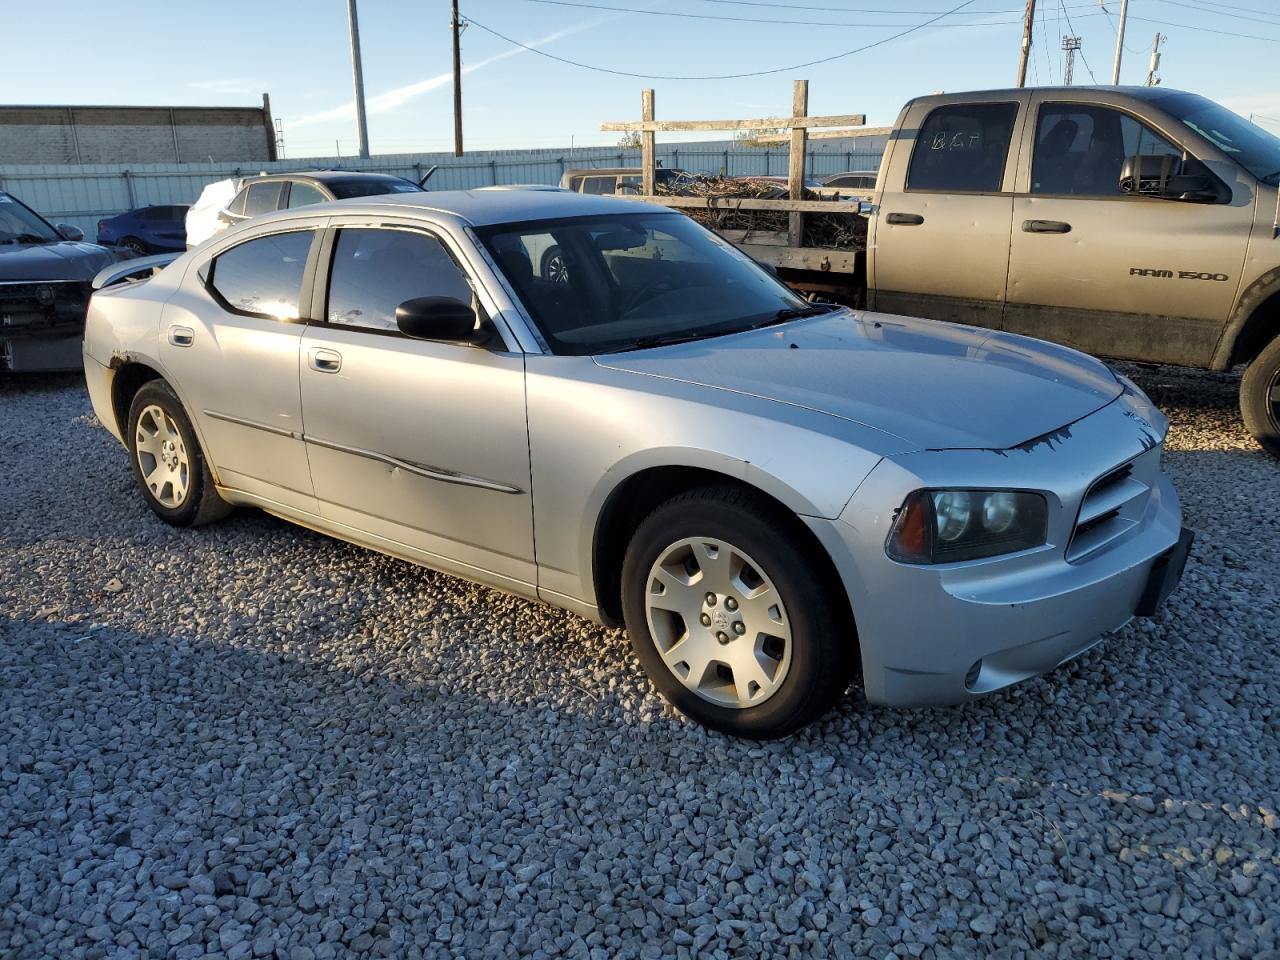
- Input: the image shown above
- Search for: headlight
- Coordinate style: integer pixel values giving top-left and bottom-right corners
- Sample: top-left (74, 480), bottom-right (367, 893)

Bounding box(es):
top-left (886, 489), bottom-right (1048, 564)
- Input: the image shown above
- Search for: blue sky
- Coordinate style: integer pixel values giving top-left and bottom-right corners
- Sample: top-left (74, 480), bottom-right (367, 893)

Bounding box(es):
top-left (6, 0), bottom-right (1279, 157)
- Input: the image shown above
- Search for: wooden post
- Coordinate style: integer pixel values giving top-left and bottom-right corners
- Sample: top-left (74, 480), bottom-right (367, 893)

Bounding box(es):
top-left (641, 89), bottom-right (656, 197)
top-left (788, 80), bottom-right (808, 247)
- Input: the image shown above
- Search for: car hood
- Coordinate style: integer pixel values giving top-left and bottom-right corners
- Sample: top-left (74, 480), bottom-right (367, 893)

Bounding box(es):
top-left (0, 241), bottom-right (115, 281)
top-left (593, 309), bottom-right (1123, 451)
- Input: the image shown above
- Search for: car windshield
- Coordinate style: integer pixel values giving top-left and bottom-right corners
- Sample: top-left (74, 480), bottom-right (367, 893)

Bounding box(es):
top-left (478, 212), bottom-right (818, 355)
top-left (0, 193), bottom-right (59, 244)
top-left (327, 178), bottom-right (423, 199)
top-left (1155, 92), bottom-right (1280, 185)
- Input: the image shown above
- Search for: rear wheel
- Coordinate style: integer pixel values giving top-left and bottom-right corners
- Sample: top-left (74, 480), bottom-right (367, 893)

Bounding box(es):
top-left (127, 380), bottom-right (232, 527)
top-left (120, 236), bottom-right (147, 256)
top-left (621, 485), bottom-right (851, 739)
top-left (1241, 334), bottom-right (1280, 458)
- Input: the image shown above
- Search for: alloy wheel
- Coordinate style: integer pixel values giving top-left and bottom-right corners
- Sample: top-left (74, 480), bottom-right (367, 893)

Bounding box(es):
top-left (644, 536), bottom-right (792, 709)
top-left (134, 404), bottom-right (190, 508)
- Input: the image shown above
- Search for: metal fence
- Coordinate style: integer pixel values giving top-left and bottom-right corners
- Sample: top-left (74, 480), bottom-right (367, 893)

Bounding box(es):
top-left (0, 140), bottom-right (884, 239)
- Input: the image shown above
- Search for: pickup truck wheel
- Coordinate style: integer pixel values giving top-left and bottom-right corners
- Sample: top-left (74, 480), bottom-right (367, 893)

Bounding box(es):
top-left (127, 380), bottom-right (232, 527)
top-left (1241, 335), bottom-right (1280, 458)
top-left (621, 485), bottom-right (849, 739)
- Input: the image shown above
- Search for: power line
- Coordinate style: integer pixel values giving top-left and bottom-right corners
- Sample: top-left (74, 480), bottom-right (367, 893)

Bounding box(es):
top-left (1038, 0), bottom-right (1056, 82)
top-left (1100, 2), bottom-right (1145, 54)
top-left (1154, 0), bottom-right (1280, 26)
top-left (1170, 0), bottom-right (1280, 17)
top-left (1128, 12), bottom-right (1280, 40)
top-left (697, 0), bottom-right (1096, 12)
top-left (520, 0), bottom-right (1019, 26)
top-left (461, 0), bottom-right (985, 80)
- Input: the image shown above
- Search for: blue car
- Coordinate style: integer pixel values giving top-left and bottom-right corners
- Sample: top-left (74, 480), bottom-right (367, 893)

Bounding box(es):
top-left (96, 204), bottom-right (189, 255)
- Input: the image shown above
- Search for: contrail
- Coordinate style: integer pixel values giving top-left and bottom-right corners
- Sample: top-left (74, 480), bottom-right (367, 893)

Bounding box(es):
top-left (285, 19), bottom-right (607, 130)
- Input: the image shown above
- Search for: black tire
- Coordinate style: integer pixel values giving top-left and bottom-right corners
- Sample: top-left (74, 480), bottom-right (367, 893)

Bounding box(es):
top-left (540, 245), bottom-right (568, 283)
top-left (621, 485), bottom-right (852, 739)
top-left (127, 380), bottom-right (232, 527)
top-left (120, 236), bottom-right (147, 257)
top-left (1241, 334), bottom-right (1280, 459)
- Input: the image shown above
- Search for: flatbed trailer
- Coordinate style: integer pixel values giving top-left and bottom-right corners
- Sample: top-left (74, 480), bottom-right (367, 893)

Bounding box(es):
top-left (600, 81), bottom-right (871, 305)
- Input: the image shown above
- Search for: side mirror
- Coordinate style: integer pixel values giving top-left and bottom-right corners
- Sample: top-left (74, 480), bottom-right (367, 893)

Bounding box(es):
top-left (395, 296), bottom-right (479, 343)
top-left (1120, 155), bottom-right (1223, 203)
top-left (56, 224), bottom-right (84, 241)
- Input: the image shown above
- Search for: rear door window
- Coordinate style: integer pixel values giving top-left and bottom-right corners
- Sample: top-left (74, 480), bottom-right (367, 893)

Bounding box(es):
top-left (207, 230), bottom-right (314, 320)
top-left (907, 102), bottom-right (1019, 193)
top-left (244, 181), bottom-right (286, 217)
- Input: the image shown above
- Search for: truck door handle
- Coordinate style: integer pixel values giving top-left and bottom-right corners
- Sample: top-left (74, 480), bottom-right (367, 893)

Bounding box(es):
top-left (167, 325), bottom-right (194, 347)
top-left (1022, 219), bottom-right (1072, 234)
top-left (308, 348), bottom-right (342, 373)
top-left (885, 212), bottom-right (924, 225)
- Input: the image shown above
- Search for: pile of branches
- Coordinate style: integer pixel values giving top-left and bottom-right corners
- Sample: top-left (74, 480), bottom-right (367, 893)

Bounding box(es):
top-left (654, 174), bottom-right (865, 250)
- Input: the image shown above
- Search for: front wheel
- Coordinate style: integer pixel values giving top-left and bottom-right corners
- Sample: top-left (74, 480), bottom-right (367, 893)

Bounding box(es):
top-left (621, 486), bottom-right (852, 739)
top-left (1241, 335), bottom-right (1280, 459)
top-left (127, 380), bottom-right (232, 526)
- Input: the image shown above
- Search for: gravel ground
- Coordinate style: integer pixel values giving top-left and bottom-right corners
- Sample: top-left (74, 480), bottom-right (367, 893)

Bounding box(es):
top-left (2, 366), bottom-right (1278, 960)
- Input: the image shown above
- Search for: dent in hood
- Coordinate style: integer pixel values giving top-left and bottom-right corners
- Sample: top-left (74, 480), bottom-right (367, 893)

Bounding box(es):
top-left (594, 309), bottom-right (1123, 452)
top-left (0, 241), bottom-right (116, 282)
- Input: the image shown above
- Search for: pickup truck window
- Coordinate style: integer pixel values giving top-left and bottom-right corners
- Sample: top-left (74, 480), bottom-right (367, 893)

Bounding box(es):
top-left (1155, 91), bottom-right (1280, 186)
top-left (580, 176), bottom-right (618, 196)
top-left (907, 102), bottom-right (1018, 193)
top-left (1032, 104), bottom-right (1182, 197)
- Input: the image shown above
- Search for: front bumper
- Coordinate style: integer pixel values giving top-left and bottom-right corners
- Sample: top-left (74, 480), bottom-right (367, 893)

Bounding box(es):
top-left (1, 279), bottom-right (92, 372)
top-left (809, 394), bottom-right (1189, 707)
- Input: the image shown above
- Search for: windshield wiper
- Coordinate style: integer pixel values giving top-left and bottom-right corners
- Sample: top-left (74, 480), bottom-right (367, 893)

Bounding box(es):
top-left (611, 331), bottom-right (719, 353)
top-left (746, 303), bottom-right (837, 330)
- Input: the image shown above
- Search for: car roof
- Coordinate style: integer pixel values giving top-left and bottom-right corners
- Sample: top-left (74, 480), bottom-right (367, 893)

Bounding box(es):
top-left (244, 189), bottom-right (663, 229)
top-left (249, 170), bottom-right (414, 185)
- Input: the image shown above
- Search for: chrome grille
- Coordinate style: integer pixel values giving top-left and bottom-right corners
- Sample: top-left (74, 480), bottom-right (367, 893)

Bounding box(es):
top-left (1067, 448), bottom-right (1159, 562)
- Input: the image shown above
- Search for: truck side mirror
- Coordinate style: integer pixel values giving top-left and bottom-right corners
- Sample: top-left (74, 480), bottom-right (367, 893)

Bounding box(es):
top-left (1120, 155), bottom-right (1223, 203)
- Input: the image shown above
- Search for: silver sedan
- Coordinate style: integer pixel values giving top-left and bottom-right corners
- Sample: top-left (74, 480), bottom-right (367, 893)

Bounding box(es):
top-left (82, 190), bottom-right (1192, 738)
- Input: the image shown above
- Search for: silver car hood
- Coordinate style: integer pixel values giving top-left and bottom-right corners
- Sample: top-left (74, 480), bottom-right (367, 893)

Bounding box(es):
top-left (593, 309), bottom-right (1123, 451)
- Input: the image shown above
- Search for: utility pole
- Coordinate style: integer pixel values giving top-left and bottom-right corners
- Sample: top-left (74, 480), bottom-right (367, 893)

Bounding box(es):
top-left (1111, 0), bottom-right (1130, 86)
top-left (1145, 33), bottom-right (1165, 87)
top-left (1016, 0), bottom-right (1037, 88)
top-left (346, 0), bottom-right (371, 159)
top-left (452, 0), bottom-right (464, 156)
top-left (1062, 36), bottom-right (1081, 86)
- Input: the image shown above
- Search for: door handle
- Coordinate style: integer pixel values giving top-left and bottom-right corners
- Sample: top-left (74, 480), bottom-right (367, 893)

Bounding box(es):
top-left (308, 348), bottom-right (342, 373)
top-left (885, 212), bottom-right (925, 226)
top-left (1022, 219), bottom-right (1072, 234)
top-left (167, 325), bottom-right (194, 347)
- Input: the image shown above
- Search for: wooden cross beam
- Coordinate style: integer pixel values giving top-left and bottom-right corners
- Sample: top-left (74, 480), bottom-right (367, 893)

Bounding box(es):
top-left (601, 113), bottom-right (867, 133)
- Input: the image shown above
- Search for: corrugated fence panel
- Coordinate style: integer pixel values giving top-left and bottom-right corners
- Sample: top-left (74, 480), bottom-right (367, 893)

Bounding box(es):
top-left (0, 140), bottom-right (885, 239)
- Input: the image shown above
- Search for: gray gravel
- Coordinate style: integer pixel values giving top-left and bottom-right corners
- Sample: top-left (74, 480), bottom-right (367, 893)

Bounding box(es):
top-left (2, 366), bottom-right (1278, 960)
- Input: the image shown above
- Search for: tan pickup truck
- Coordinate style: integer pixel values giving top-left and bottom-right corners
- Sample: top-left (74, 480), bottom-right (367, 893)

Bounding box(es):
top-left (867, 86), bottom-right (1280, 456)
